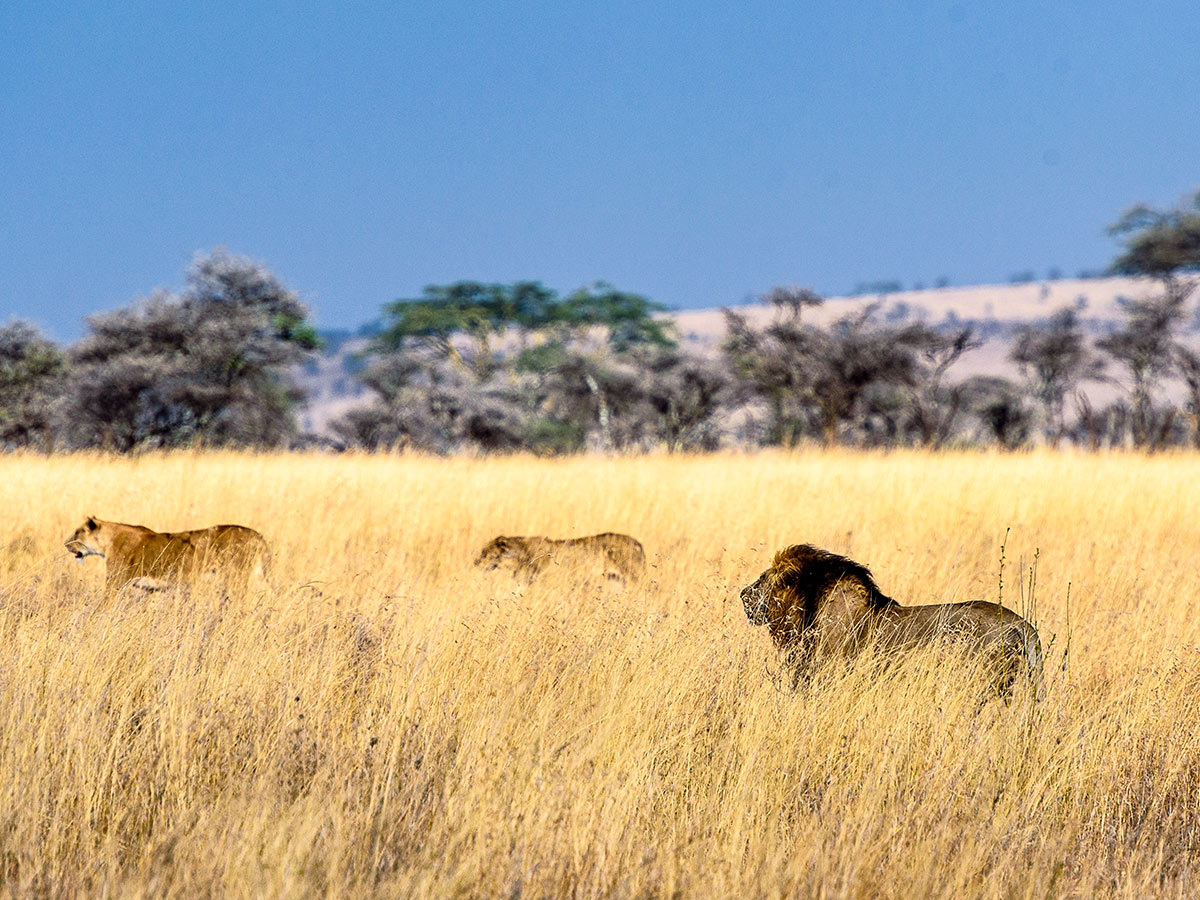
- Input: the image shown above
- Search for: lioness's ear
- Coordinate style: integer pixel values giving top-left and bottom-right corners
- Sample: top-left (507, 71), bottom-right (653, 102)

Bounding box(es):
top-left (86, 516), bottom-right (99, 531)
top-left (495, 537), bottom-right (509, 549)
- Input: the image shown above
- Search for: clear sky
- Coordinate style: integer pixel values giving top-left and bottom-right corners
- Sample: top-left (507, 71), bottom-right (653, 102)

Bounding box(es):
top-left (2, 1), bottom-right (1198, 339)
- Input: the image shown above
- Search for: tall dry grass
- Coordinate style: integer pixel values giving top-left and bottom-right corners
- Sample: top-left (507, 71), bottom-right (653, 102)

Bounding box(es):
top-left (1, 450), bottom-right (1198, 899)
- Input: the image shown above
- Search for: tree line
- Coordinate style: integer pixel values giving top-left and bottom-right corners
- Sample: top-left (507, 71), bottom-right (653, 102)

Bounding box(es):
top-left (2, 193), bottom-right (1198, 453)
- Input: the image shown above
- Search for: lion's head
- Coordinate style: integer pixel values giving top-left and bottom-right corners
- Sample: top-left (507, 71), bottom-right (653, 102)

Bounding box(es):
top-left (739, 567), bottom-right (775, 626)
top-left (740, 544), bottom-right (896, 649)
top-left (64, 516), bottom-right (106, 560)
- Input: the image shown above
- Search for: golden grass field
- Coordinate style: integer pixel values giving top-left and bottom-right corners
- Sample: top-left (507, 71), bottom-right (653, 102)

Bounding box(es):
top-left (1, 450), bottom-right (1199, 899)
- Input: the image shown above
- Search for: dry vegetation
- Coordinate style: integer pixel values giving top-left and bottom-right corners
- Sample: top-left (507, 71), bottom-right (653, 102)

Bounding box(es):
top-left (1, 450), bottom-right (1199, 899)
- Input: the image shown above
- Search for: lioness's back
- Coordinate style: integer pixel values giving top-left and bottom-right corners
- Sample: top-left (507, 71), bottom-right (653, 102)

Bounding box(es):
top-left (545, 533), bottom-right (645, 577)
top-left (580, 532), bottom-right (645, 571)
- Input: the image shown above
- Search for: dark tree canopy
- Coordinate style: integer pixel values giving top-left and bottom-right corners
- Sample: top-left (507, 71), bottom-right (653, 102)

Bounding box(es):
top-left (0, 321), bottom-right (66, 449)
top-left (346, 281), bottom-right (678, 453)
top-left (59, 250), bottom-right (319, 450)
top-left (1109, 191), bottom-right (1200, 284)
top-left (762, 285), bottom-right (824, 322)
top-left (723, 296), bottom-right (953, 446)
top-left (377, 281), bottom-right (670, 358)
top-left (1096, 295), bottom-right (1186, 448)
top-left (1010, 308), bottom-right (1104, 448)
top-left (553, 283), bottom-right (673, 351)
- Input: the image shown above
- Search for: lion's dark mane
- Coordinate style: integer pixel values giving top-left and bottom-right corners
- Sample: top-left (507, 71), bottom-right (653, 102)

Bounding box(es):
top-left (773, 544), bottom-right (898, 634)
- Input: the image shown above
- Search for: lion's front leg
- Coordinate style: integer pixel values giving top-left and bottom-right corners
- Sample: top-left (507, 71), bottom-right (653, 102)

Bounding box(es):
top-left (128, 576), bottom-right (170, 592)
top-left (784, 638), bottom-right (817, 690)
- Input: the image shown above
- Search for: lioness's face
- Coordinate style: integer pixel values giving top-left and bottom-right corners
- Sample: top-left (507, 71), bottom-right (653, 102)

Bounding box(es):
top-left (474, 537), bottom-right (516, 571)
top-left (740, 567), bottom-right (777, 626)
top-left (64, 517), bottom-right (104, 560)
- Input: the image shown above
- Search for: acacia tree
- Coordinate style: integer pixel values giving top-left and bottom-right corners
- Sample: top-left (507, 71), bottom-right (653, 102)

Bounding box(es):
top-left (1109, 190), bottom-right (1200, 305)
top-left (762, 285), bottom-right (824, 323)
top-left (332, 350), bottom-right (530, 452)
top-left (905, 326), bottom-right (982, 448)
top-left (633, 347), bottom-right (732, 452)
top-left (0, 321), bottom-right (67, 449)
top-left (722, 307), bottom-right (814, 445)
top-left (1095, 295), bottom-right (1185, 448)
top-left (725, 296), bottom-right (935, 447)
top-left (511, 284), bottom-right (675, 452)
top-left (59, 250), bottom-right (319, 450)
top-left (1174, 346), bottom-right (1200, 450)
top-left (515, 345), bottom-right (645, 452)
top-left (960, 376), bottom-right (1033, 449)
top-left (1010, 308), bottom-right (1104, 447)
top-left (344, 281), bottom-right (674, 453)
top-left (376, 281), bottom-right (557, 381)
top-left (1107, 190), bottom-right (1200, 446)
top-left (722, 286), bottom-right (833, 445)
top-left (804, 309), bottom-right (935, 445)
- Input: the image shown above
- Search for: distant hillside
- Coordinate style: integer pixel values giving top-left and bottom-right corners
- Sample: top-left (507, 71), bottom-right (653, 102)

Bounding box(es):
top-left (295, 276), bottom-right (1195, 436)
top-left (673, 276), bottom-right (1178, 341)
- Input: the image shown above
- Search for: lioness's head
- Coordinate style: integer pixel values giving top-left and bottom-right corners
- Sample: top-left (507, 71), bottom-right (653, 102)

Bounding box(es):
top-left (474, 536), bottom-right (521, 571)
top-left (65, 516), bottom-right (105, 560)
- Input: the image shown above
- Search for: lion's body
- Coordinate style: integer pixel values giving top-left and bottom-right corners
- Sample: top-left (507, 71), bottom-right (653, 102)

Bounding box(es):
top-left (741, 544), bottom-right (1043, 695)
top-left (65, 516), bottom-right (270, 596)
top-left (474, 532), bottom-right (646, 584)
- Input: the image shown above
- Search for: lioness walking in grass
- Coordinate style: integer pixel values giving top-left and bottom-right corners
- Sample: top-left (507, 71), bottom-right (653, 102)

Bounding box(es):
top-left (474, 532), bottom-right (646, 584)
top-left (65, 515), bottom-right (271, 596)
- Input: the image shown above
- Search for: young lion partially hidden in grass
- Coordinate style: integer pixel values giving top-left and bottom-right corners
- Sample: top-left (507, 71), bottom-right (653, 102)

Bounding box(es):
top-left (474, 532), bottom-right (647, 585)
top-left (740, 544), bottom-right (1044, 696)
top-left (65, 515), bottom-right (271, 597)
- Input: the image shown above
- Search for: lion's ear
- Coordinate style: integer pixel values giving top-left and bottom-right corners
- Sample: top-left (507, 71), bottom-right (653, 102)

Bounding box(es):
top-left (86, 516), bottom-right (100, 531)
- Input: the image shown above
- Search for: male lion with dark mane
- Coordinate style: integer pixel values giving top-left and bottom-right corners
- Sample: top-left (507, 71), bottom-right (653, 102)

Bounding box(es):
top-left (474, 533), bottom-right (646, 584)
top-left (65, 516), bottom-right (270, 596)
top-left (740, 544), bottom-right (1043, 696)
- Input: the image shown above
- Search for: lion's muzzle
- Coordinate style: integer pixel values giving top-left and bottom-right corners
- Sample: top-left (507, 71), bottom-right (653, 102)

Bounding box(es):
top-left (740, 573), bottom-right (772, 626)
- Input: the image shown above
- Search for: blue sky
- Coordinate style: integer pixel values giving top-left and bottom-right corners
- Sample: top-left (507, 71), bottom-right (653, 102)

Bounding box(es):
top-left (2, 1), bottom-right (1198, 339)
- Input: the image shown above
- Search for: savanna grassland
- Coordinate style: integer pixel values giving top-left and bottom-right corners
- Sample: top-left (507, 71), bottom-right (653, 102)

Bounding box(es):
top-left (1, 450), bottom-right (1199, 899)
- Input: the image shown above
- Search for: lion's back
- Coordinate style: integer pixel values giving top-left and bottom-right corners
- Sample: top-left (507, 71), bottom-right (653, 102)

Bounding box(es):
top-left (897, 600), bottom-right (1038, 642)
top-left (881, 600), bottom-right (1044, 693)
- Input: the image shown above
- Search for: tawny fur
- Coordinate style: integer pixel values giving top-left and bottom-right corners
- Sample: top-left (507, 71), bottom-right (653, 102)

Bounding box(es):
top-left (740, 544), bottom-right (1044, 695)
top-left (474, 532), bottom-right (646, 584)
top-left (65, 516), bottom-right (270, 597)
